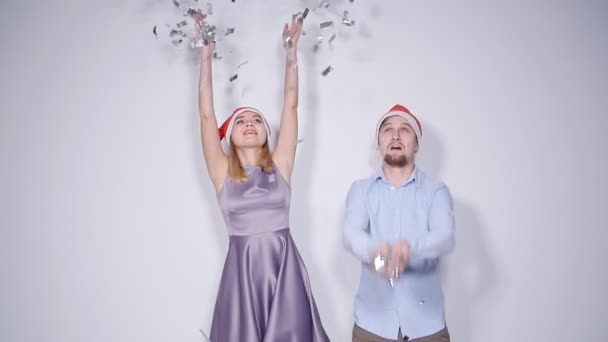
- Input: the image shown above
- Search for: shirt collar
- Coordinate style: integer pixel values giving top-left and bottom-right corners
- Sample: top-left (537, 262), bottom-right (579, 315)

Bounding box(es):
top-left (374, 166), bottom-right (420, 188)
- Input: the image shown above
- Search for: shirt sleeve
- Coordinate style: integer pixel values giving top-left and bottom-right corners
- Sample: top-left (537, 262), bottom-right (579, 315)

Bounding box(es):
top-left (408, 183), bottom-right (456, 264)
top-left (342, 181), bottom-right (374, 264)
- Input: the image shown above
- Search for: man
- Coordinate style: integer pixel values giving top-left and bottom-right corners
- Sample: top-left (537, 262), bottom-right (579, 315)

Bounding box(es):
top-left (343, 104), bottom-right (455, 341)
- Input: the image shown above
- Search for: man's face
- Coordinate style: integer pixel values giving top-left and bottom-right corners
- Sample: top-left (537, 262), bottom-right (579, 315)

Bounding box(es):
top-left (377, 115), bottom-right (418, 167)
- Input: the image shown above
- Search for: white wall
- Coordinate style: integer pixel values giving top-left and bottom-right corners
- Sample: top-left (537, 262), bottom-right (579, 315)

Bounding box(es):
top-left (1, 0), bottom-right (607, 341)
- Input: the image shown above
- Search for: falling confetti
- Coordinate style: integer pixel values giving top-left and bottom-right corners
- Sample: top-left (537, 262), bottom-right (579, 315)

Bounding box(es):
top-left (321, 65), bottom-right (333, 76)
top-left (342, 10), bottom-right (355, 26)
top-left (320, 21), bottom-right (333, 29)
top-left (329, 33), bottom-right (336, 44)
top-left (302, 8), bottom-right (310, 19)
top-left (229, 74), bottom-right (238, 82)
top-left (200, 329), bottom-right (210, 342)
top-left (153, 25), bottom-right (157, 38)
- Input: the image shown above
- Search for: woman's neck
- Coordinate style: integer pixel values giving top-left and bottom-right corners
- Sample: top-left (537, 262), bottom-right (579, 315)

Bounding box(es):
top-left (236, 147), bottom-right (261, 167)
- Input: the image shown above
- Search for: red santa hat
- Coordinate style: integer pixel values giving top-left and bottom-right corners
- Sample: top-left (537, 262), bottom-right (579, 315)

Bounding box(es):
top-left (218, 107), bottom-right (272, 147)
top-left (375, 104), bottom-right (422, 145)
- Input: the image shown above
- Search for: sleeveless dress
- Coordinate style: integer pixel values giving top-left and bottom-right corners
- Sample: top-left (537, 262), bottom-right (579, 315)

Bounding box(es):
top-left (209, 165), bottom-right (330, 342)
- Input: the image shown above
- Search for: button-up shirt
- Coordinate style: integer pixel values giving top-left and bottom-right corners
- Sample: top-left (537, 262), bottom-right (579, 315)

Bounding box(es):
top-left (343, 167), bottom-right (455, 340)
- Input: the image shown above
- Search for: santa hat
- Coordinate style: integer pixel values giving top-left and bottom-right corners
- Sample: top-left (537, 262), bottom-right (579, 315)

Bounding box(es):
top-left (218, 107), bottom-right (272, 148)
top-left (374, 104), bottom-right (422, 145)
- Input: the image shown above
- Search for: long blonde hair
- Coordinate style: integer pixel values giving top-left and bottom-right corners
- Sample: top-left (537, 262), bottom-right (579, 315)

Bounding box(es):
top-left (227, 140), bottom-right (274, 182)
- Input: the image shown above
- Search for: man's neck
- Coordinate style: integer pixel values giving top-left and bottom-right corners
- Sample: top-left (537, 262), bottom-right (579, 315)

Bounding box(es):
top-left (382, 163), bottom-right (416, 188)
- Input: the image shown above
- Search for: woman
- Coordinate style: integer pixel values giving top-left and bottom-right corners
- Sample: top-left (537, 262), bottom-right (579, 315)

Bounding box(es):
top-left (195, 13), bottom-right (330, 342)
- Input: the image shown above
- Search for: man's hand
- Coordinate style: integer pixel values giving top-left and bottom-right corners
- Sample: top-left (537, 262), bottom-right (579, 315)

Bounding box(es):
top-left (391, 240), bottom-right (411, 273)
top-left (369, 243), bottom-right (393, 278)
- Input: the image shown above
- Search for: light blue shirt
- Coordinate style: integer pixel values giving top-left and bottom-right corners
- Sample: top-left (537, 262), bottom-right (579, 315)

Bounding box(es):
top-left (342, 167), bottom-right (455, 340)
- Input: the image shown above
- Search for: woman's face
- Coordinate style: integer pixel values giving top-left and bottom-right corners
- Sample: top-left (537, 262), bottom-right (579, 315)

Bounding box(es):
top-left (230, 111), bottom-right (268, 148)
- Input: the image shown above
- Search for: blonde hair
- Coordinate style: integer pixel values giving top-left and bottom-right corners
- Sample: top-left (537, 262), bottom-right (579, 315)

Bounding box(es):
top-left (227, 140), bottom-right (274, 182)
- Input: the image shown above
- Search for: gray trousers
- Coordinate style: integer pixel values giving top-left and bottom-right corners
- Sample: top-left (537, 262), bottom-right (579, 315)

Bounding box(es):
top-left (352, 324), bottom-right (450, 342)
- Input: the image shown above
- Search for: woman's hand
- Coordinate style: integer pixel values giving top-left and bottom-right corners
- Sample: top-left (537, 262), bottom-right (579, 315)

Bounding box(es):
top-left (282, 15), bottom-right (304, 51)
top-left (194, 12), bottom-right (215, 60)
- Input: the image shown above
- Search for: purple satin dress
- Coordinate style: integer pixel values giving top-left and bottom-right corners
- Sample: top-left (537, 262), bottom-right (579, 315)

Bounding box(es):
top-left (209, 165), bottom-right (330, 342)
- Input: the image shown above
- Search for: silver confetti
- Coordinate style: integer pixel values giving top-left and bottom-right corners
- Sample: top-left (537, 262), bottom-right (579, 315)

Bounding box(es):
top-left (173, 0), bottom-right (179, 8)
top-left (313, 40), bottom-right (322, 52)
top-left (229, 74), bottom-right (238, 82)
top-left (185, 7), bottom-right (205, 18)
top-left (321, 65), bottom-right (332, 76)
top-left (225, 27), bottom-right (235, 36)
top-left (342, 10), bottom-right (355, 26)
top-left (237, 61), bottom-right (248, 69)
top-left (177, 20), bottom-right (188, 28)
top-left (199, 24), bottom-right (216, 45)
top-left (172, 38), bottom-right (183, 46)
top-left (190, 39), bottom-right (204, 48)
top-left (213, 51), bottom-right (222, 59)
top-left (329, 33), bottom-right (336, 44)
top-left (302, 8), bottom-right (309, 19)
top-left (170, 29), bottom-right (185, 37)
top-left (318, 0), bottom-right (330, 8)
top-left (320, 21), bottom-right (333, 29)
top-left (200, 329), bottom-right (210, 342)
top-left (153, 25), bottom-right (157, 38)
top-left (374, 255), bottom-right (385, 271)
top-left (285, 36), bottom-right (293, 48)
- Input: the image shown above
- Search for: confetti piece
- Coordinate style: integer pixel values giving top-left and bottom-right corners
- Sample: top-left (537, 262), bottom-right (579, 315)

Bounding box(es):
top-left (229, 74), bottom-right (238, 82)
top-left (343, 10), bottom-right (355, 26)
top-left (321, 65), bottom-right (333, 76)
top-left (320, 21), bottom-right (333, 29)
top-left (237, 61), bottom-right (248, 69)
top-left (225, 27), bottom-right (235, 36)
top-left (153, 25), bottom-right (157, 38)
top-left (302, 8), bottom-right (309, 19)
top-left (200, 329), bottom-right (210, 342)
top-left (329, 33), bottom-right (336, 44)
top-left (173, 0), bottom-right (179, 8)
top-left (285, 36), bottom-right (293, 48)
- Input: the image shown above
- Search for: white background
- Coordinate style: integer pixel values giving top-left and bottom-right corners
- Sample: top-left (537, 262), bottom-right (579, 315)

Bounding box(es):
top-left (1, 0), bottom-right (607, 341)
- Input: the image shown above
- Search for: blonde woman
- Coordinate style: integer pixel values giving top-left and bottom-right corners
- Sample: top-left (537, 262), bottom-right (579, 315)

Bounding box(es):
top-left (195, 13), bottom-right (330, 342)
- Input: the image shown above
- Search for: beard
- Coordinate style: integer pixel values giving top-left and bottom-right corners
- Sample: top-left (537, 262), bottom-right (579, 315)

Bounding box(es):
top-left (384, 152), bottom-right (408, 167)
